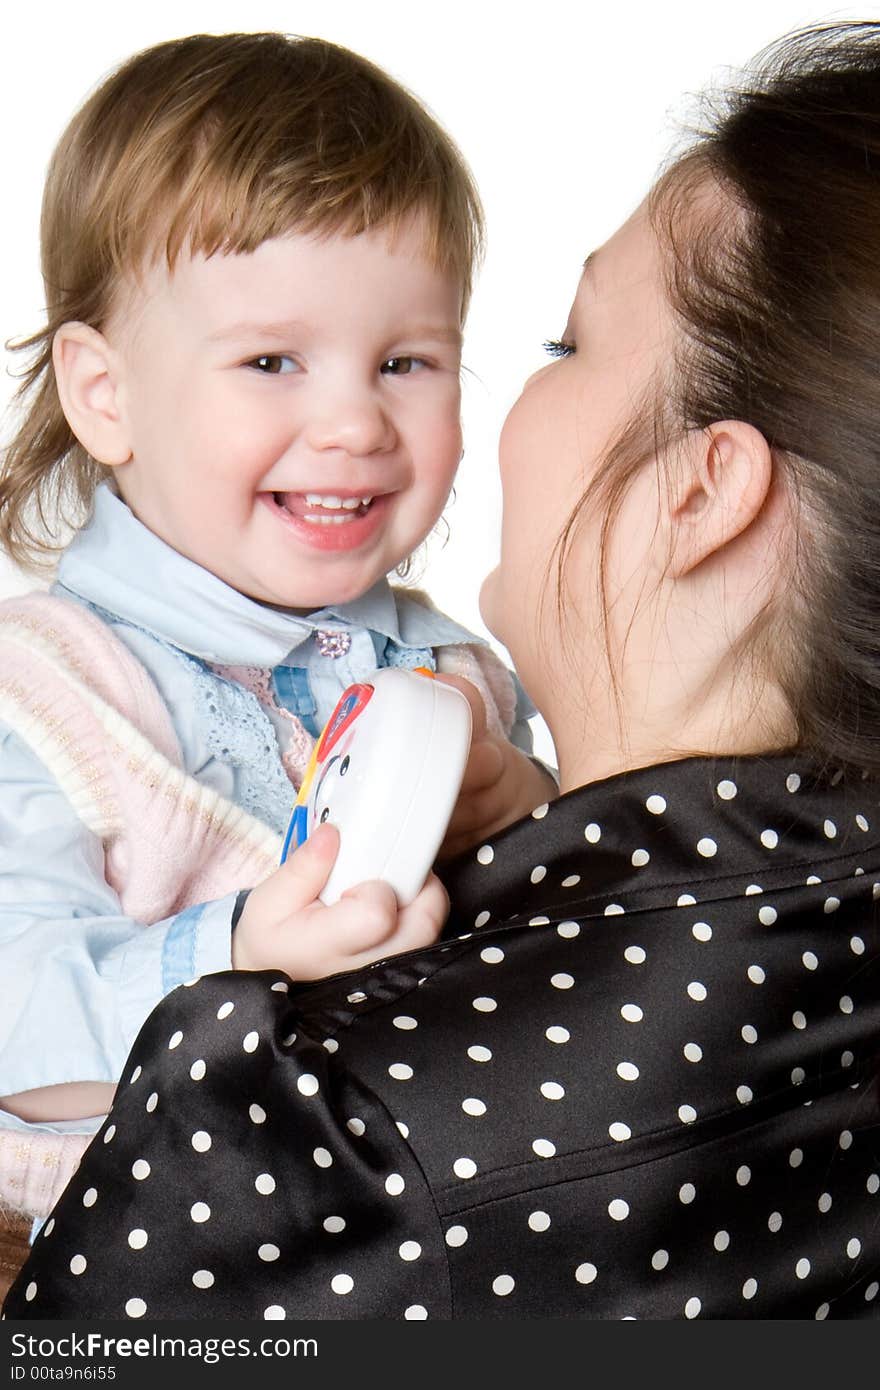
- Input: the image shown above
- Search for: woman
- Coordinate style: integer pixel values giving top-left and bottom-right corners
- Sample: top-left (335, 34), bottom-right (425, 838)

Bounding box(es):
top-left (5, 20), bottom-right (879, 1320)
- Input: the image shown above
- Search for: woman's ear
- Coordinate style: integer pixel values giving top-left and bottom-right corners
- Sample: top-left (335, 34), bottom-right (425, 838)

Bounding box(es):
top-left (52, 323), bottom-right (132, 466)
top-left (666, 421), bottom-right (773, 577)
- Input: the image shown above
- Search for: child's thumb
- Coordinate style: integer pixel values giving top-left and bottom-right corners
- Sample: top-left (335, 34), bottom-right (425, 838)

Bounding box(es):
top-left (277, 822), bottom-right (340, 912)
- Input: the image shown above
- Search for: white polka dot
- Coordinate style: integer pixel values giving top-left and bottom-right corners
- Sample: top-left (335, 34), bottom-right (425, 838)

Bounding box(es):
top-left (646, 795), bottom-right (667, 814)
top-left (685, 1297), bottom-right (701, 1318)
top-left (800, 950), bottom-right (819, 972)
top-left (193, 1270), bottom-right (214, 1289)
top-left (557, 921), bottom-right (581, 940)
top-left (624, 945), bottom-right (646, 964)
top-left (617, 1062), bottom-right (639, 1081)
top-left (824, 897), bottom-right (841, 914)
top-left (609, 1122), bottom-right (632, 1142)
top-left (493, 1274), bottom-right (515, 1296)
top-left (528, 1211), bottom-right (551, 1232)
top-left (191, 1131), bottom-right (211, 1153)
top-left (679, 1105), bottom-right (697, 1124)
top-left (683, 1042), bottom-right (703, 1063)
top-left (692, 922), bottom-right (712, 942)
top-left (283, 1033), bottom-right (297, 1046)
top-left (736, 1166), bottom-right (751, 1187)
top-left (531, 802), bottom-right (550, 819)
top-left (445, 1224), bottom-right (468, 1246)
top-left (758, 905), bottom-right (777, 926)
top-left (313, 1147), bottom-right (333, 1169)
top-left (264, 1305), bottom-right (286, 1320)
top-left (462, 1097), bottom-right (487, 1116)
top-left (323, 1216), bottom-right (346, 1233)
top-left (687, 981), bottom-right (707, 1002)
top-left (348, 991), bottom-right (367, 1004)
top-left (791, 1067), bottom-right (806, 1085)
top-left (259, 1243), bottom-right (280, 1262)
top-left (851, 936), bottom-right (865, 956)
top-left (249, 1103), bottom-right (267, 1125)
top-left (714, 1230), bottom-right (730, 1252)
top-left (474, 910), bottom-right (491, 928)
top-left (786, 773), bottom-right (801, 793)
top-left (389, 1063), bottom-right (413, 1080)
top-left (103, 1126), bottom-right (116, 1144)
top-left (541, 1081), bottom-right (565, 1101)
top-left (562, 875), bottom-right (581, 888)
top-left (42, 1219), bottom-right (54, 1238)
top-left (346, 1118), bottom-right (365, 1136)
top-left (255, 1173), bottom-right (276, 1195)
top-left (856, 814), bottom-right (869, 831)
top-left (399, 1241), bottom-right (422, 1262)
top-left (125, 1298), bottom-right (147, 1318)
top-left (745, 884), bottom-right (763, 895)
top-left (551, 973), bottom-right (574, 990)
top-left (405, 1305), bottom-right (428, 1320)
top-left (454, 1157), bottom-right (477, 1178)
top-left (385, 1173), bottom-right (405, 1196)
top-left (737, 1085), bottom-right (753, 1105)
top-left (760, 830), bottom-right (778, 849)
top-left (530, 865), bottom-right (547, 884)
top-left (532, 1139), bottom-right (556, 1158)
top-left (631, 848), bottom-right (650, 868)
top-left (25, 1281), bottom-right (37, 1301)
top-left (839, 1130), bottom-right (853, 1150)
top-left (652, 1249), bottom-right (669, 1270)
top-left (840, 995), bottom-right (854, 1015)
top-left (741, 1025), bottom-right (758, 1044)
top-left (716, 779), bottom-right (737, 800)
top-left (217, 1001), bottom-right (234, 1019)
top-left (807, 875), bottom-right (822, 886)
top-left (168, 1032), bottom-right (183, 1050)
top-left (546, 1026), bottom-right (570, 1044)
top-left (131, 1159), bottom-right (150, 1181)
top-left (847, 1237), bottom-right (861, 1259)
top-left (796, 1258), bottom-right (811, 1279)
top-left (697, 838), bottom-right (717, 858)
top-left (468, 1045), bottom-right (492, 1062)
top-left (123, 1227), bottom-right (148, 1252)
top-left (608, 1199), bottom-right (629, 1221)
top-left (679, 1183), bottom-right (696, 1205)
top-left (129, 1065), bottom-right (142, 1083)
top-left (297, 1074), bottom-right (319, 1096)
top-left (788, 1148), bottom-right (803, 1169)
top-left (867, 1174), bottom-right (879, 1194)
top-left (818, 1192), bottom-right (832, 1213)
top-left (575, 1262), bottom-right (598, 1284)
top-left (768, 1212), bottom-right (783, 1233)
top-left (331, 1274), bottom-right (354, 1295)
top-left (604, 904), bottom-right (625, 916)
top-left (743, 1278), bottom-right (758, 1300)
top-left (480, 946), bottom-right (505, 963)
top-left (621, 1003), bottom-right (643, 1022)
top-left (473, 996), bottom-right (497, 1012)
top-left (748, 965), bottom-right (766, 984)
top-left (678, 894), bottom-right (697, 906)
top-left (69, 1255), bottom-right (87, 1276)
top-left (270, 980), bottom-right (288, 993)
top-left (584, 823), bottom-right (601, 843)
top-left (190, 1202), bottom-right (210, 1223)
top-left (476, 845), bottom-right (494, 865)
top-left (866, 1283), bottom-right (879, 1302)
top-left (190, 1059), bottom-right (206, 1081)
top-left (528, 915), bottom-right (551, 926)
top-left (82, 1186), bottom-right (97, 1208)
top-left (242, 1031), bottom-right (259, 1053)
top-left (145, 1092), bottom-right (158, 1114)
top-left (824, 819), bottom-right (837, 839)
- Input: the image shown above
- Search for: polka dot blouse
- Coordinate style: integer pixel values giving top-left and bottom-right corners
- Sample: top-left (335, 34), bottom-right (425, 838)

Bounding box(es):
top-left (6, 754), bottom-right (880, 1320)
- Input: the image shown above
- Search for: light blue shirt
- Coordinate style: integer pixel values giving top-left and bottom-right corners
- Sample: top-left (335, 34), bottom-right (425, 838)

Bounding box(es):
top-left (0, 487), bottom-right (534, 1134)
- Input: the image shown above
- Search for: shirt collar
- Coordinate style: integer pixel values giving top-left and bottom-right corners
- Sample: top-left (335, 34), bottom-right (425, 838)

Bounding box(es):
top-left (56, 485), bottom-right (479, 665)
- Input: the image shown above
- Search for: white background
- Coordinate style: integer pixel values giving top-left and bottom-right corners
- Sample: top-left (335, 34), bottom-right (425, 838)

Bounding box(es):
top-left (3, 0), bottom-right (878, 762)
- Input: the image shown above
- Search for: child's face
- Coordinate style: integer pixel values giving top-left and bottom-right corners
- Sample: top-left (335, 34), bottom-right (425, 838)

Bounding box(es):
top-left (101, 216), bottom-right (463, 609)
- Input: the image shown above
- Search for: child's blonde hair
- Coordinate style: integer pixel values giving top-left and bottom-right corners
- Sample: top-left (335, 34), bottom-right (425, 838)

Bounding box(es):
top-left (2, 31), bottom-right (484, 570)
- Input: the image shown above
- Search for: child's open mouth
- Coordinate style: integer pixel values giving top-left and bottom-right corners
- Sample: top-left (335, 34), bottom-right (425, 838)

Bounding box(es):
top-left (272, 492), bottom-right (375, 524)
top-left (261, 490), bottom-right (389, 552)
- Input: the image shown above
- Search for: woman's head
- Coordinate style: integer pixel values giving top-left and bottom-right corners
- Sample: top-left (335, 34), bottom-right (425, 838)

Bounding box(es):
top-left (485, 20), bottom-right (880, 787)
top-left (1, 32), bottom-right (483, 570)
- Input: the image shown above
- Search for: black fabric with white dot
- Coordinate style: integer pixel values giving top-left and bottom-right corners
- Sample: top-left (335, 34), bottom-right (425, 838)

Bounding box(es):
top-left (6, 755), bottom-right (880, 1319)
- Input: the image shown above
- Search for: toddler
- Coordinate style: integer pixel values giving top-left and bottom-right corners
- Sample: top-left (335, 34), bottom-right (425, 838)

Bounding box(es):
top-left (0, 33), bottom-right (554, 1236)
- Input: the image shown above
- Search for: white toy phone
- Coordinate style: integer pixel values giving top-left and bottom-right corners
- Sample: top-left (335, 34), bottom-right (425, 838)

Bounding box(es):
top-left (281, 667), bottom-right (472, 905)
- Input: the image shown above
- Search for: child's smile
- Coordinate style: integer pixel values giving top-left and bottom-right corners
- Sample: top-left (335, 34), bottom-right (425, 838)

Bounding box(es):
top-left (96, 216), bottom-right (464, 608)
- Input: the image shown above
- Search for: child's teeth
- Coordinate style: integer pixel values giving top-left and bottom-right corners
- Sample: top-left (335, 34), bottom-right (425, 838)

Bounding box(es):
top-left (302, 494), bottom-right (372, 511)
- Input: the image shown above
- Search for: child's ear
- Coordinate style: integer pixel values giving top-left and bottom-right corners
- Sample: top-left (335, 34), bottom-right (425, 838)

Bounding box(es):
top-left (52, 323), bottom-right (132, 466)
top-left (665, 421), bottom-right (773, 578)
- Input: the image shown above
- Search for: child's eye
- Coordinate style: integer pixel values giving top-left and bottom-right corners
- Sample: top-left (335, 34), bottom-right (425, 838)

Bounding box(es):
top-left (543, 339), bottom-right (575, 358)
top-left (381, 355), bottom-right (424, 376)
top-left (248, 354), bottom-right (299, 375)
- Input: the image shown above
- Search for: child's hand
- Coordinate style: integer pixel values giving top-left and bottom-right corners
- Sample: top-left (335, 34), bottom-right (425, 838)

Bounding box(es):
top-left (435, 675), bottom-right (558, 860)
top-left (233, 823), bottom-right (448, 978)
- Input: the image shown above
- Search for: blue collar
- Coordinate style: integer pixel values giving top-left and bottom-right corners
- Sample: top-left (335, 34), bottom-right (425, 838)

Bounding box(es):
top-left (56, 485), bottom-right (480, 666)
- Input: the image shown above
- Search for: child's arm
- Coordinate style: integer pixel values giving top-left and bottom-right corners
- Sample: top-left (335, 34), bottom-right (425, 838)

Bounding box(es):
top-left (435, 675), bottom-right (559, 860)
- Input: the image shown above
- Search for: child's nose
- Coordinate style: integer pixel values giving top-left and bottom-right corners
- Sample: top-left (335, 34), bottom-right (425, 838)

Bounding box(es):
top-left (304, 388), bottom-right (395, 457)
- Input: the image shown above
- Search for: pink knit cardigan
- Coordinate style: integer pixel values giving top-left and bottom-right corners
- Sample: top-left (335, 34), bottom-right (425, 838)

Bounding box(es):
top-left (0, 591), bottom-right (519, 1222)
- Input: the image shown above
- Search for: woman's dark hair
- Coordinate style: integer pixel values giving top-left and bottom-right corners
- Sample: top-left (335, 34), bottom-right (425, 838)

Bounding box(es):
top-left (560, 21), bottom-right (880, 776)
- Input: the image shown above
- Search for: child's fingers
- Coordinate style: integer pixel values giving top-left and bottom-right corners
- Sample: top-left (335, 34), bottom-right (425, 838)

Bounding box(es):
top-left (266, 822), bottom-right (341, 915)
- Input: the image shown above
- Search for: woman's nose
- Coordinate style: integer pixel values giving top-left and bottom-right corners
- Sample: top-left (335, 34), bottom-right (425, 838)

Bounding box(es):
top-left (304, 387), bottom-right (395, 457)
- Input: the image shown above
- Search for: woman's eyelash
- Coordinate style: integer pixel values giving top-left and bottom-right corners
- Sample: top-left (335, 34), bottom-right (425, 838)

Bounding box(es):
top-left (543, 338), bottom-right (575, 358)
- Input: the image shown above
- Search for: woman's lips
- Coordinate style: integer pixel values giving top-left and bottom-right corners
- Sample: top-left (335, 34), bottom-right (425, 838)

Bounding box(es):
top-left (259, 490), bottom-right (391, 551)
